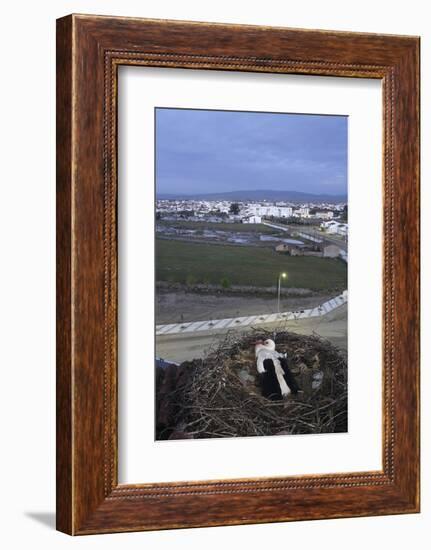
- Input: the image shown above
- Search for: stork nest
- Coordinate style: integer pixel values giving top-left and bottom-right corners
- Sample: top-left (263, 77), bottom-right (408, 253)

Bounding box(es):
top-left (156, 330), bottom-right (347, 440)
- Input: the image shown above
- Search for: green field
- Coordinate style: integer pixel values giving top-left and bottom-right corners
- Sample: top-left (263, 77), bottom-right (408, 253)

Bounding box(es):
top-left (156, 239), bottom-right (347, 291)
top-left (158, 221), bottom-right (282, 234)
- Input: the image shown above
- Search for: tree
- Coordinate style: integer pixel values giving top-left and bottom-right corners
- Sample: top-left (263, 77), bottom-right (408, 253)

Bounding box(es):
top-left (229, 202), bottom-right (240, 215)
top-left (179, 210), bottom-right (195, 218)
top-left (185, 274), bottom-right (197, 286)
top-left (340, 204), bottom-right (348, 221)
top-left (220, 277), bottom-right (231, 289)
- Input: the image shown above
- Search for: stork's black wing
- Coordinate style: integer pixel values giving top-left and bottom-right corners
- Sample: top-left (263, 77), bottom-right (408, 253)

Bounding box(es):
top-left (259, 359), bottom-right (282, 401)
top-left (279, 356), bottom-right (300, 394)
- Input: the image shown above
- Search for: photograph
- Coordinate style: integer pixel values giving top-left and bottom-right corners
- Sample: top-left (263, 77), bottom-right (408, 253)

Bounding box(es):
top-left (155, 107), bottom-right (348, 440)
top-left (0, 1), bottom-right (422, 543)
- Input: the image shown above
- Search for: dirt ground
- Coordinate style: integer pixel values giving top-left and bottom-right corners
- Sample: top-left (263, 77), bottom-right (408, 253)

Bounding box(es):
top-left (156, 290), bottom-right (338, 325)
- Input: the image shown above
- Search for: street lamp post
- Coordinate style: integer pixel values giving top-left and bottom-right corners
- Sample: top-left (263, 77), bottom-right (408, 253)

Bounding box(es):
top-left (277, 272), bottom-right (287, 314)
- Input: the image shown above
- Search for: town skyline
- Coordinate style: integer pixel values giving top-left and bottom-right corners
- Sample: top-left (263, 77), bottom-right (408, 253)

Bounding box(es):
top-left (156, 188), bottom-right (347, 201)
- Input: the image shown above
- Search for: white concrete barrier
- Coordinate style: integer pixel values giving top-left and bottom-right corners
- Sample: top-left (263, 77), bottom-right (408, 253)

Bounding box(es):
top-left (156, 291), bottom-right (348, 336)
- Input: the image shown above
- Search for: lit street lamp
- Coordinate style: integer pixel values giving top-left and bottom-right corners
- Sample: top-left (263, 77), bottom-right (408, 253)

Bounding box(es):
top-left (277, 272), bottom-right (287, 314)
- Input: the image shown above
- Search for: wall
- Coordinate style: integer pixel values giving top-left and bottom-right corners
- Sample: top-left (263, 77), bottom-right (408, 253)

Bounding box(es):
top-left (0, 0), bottom-right (428, 548)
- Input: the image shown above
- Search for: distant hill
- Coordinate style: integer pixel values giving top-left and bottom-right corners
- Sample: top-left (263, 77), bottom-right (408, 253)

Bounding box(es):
top-left (157, 189), bottom-right (347, 203)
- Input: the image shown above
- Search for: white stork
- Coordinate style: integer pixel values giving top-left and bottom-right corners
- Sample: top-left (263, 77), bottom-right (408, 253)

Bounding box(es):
top-left (254, 339), bottom-right (299, 400)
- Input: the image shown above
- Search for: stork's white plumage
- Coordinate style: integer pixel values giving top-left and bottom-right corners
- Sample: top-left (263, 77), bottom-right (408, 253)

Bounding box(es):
top-left (254, 339), bottom-right (291, 397)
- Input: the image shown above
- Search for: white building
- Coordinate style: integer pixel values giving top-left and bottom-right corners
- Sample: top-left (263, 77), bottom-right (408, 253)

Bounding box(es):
top-left (293, 207), bottom-right (310, 218)
top-left (315, 211), bottom-right (334, 220)
top-left (245, 204), bottom-right (293, 218)
top-left (337, 224), bottom-right (348, 236)
top-left (243, 215), bottom-right (262, 224)
top-left (320, 220), bottom-right (348, 236)
top-left (214, 201), bottom-right (230, 213)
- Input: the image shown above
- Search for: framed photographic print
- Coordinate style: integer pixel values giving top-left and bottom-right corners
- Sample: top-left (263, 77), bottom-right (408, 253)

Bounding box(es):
top-left (56, 14), bottom-right (420, 534)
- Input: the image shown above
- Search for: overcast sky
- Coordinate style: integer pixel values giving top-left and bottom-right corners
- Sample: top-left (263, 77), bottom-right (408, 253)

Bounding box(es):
top-left (155, 108), bottom-right (347, 196)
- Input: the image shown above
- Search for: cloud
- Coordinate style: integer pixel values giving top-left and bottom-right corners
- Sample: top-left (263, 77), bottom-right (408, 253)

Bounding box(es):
top-left (156, 108), bottom-right (347, 195)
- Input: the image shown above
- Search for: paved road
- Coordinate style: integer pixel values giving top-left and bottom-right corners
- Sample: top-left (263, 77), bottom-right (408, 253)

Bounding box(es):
top-left (296, 227), bottom-right (348, 251)
top-left (262, 221), bottom-right (347, 251)
top-left (156, 304), bottom-right (347, 363)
